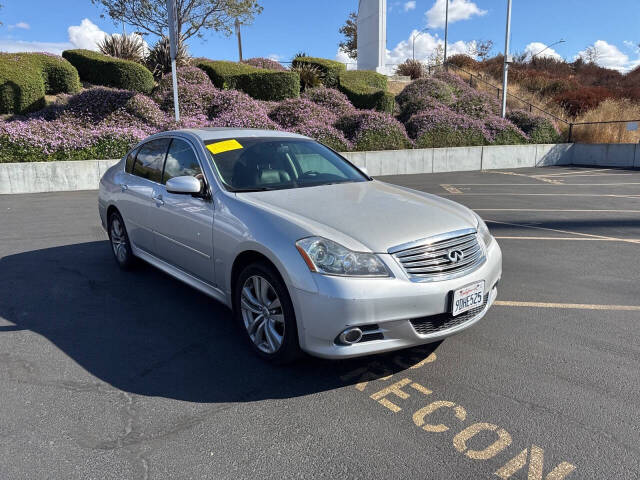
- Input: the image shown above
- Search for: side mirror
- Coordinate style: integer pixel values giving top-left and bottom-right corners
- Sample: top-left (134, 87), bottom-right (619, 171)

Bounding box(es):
top-left (166, 176), bottom-right (202, 195)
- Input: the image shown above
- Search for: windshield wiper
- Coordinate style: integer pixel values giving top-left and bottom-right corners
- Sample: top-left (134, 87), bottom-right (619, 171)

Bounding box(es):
top-left (231, 186), bottom-right (280, 193)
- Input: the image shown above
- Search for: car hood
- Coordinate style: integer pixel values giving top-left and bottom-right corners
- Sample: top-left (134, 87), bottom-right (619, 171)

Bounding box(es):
top-left (238, 180), bottom-right (478, 253)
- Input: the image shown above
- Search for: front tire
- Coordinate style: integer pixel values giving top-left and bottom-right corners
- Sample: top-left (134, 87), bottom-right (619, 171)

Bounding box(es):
top-left (234, 262), bottom-right (301, 364)
top-left (108, 210), bottom-right (135, 270)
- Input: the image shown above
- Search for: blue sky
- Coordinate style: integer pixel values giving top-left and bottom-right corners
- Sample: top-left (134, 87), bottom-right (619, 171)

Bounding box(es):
top-left (1, 0), bottom-right (639, 72)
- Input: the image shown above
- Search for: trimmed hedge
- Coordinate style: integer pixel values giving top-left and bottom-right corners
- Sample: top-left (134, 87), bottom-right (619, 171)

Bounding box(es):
top-left (196, 60), bottom-right (300, 101)
top-left (291, 57), bottom-right (346, 87)
top-left (0, 53), bottom-right (81, 114)
top-left (62, 49), bottom-right (154, 94)
top-left (337, 70), bottom-right (394, 113)
top-left (0, 55), bottom-right (45, 114)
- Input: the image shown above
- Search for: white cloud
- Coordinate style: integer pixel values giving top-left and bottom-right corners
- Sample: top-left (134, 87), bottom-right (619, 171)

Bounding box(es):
top-left (404, 1), bottom-right (417, 12)
top-left (67, 18), bottom-right (108, 50)
top-left (0, 18), bottom-right (110, 55)
top-left (336, 29), bottom-right (477, 75)
top-left (8, 22), bottom-right (30, 30)
top-left (575, 40), bottom-right (640, 73)
top-left (267, 53), bottom-right (283, 61)
top-left (382, 29), bottom-right (476, 74)
top-left (426, 0), bottom-right (487, 29)
top-left (0, 39), bottom-right (72, 55)
top-left (524, 42), bottom-right (562, 61)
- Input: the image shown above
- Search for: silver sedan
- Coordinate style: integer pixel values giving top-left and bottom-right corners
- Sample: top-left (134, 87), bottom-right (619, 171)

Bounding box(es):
top-left (99, 128), bottom-right (502, 363)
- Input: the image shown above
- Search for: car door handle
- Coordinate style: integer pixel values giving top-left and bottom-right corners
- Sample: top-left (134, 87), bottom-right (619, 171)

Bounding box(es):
top-left (152, 194), bottom-right (165, 206)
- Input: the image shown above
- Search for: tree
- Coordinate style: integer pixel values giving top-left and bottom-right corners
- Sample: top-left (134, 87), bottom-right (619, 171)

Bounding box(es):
top-left (428, 44), bottom-right (444, 66)
top-left (580, 45), bottom-right (600, 64)
top-left (476, 40), bottom-right (493, 61)
top-left (339, 11), bottom-right (358, 60)
top-left (91, 0), bottom-right (263, 42)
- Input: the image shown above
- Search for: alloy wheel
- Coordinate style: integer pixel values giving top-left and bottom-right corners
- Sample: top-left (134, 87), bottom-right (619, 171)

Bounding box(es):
top-left (110, 216), bottom-right (128, 264)
top-left (240, 275), bottom-right (285, 354)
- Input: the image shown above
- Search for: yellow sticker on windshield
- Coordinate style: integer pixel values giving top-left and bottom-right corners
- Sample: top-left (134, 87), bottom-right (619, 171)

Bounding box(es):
top-left (206, 139), bottom-right (243, 155)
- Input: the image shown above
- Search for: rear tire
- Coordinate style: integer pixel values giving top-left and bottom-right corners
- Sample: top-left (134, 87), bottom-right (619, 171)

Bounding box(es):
top-left (234, 262), bottom-right (302, 364)
top-left (108, 210), bottom-right (136, 270)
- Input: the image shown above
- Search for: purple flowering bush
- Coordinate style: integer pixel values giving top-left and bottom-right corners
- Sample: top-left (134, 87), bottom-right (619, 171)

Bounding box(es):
top-left (406, 106), bottom-right (490, 148)
top-left (153, 66), bottom-right (217, 116)
top-left (396, 77), bottom-right (456, 108)
top-left (242, 57), bottom-right (288, 71)
top-left (484, 115), bottom-right (529, 144)
top-left (268, 98), bottom-right (336, 128)
top-left (336, 111), bottom-right (412, 151)
top-left (451, 91), bottom-right (501, 119)
top-left (63, 87), bottom-right (166, 127)
top-left (0, 116), bottom-right (151, 162)
top-left (267, 98), bottom-right (350, 151)
top-left (506, 109), bottom-right (561, 143)
top-left (290, 124), bottom-right (351, 152)
top-left (301, 87), bottom-right (355, 117)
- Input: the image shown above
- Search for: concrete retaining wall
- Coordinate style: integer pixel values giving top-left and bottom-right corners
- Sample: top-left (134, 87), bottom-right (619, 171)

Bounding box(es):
top-left (1, 143), bottom-right (637, 194)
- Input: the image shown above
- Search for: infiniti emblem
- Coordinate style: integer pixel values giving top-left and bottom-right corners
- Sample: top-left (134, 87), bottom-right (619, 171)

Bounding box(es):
top-left (447, 249), bottom-right (465, 263)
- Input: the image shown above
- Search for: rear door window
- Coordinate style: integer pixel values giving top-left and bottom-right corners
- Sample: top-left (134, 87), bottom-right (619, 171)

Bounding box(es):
top-left (162, 139), bottom-right (203, 184)
top-left (125, 146), bottom-right (139, 173)
top-left (133, 138), bottom-right (170, 183)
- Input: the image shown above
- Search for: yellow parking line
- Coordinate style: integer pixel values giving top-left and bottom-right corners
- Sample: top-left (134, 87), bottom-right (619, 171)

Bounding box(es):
top-left (537, 168), bottom-right (617, 176)
top-left (486, 219), bottom-right (640, 244)
top-left (495, 301), bottom-right (640, 311)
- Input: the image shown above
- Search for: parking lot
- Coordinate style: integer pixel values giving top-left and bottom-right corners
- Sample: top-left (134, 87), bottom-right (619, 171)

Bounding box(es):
top-left (1, 165), bottom-right (639, 479)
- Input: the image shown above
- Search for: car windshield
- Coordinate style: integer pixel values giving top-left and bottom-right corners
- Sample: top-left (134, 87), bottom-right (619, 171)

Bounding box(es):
top-left (204, 137), bottom-right (368, 192)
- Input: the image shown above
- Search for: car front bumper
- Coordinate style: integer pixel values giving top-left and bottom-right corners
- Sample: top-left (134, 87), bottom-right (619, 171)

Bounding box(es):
top-left (291, 239), bottom-right (502, 359)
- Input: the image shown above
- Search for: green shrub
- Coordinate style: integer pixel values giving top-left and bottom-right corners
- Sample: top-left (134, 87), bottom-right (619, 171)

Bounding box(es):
top-left (196, 60), bottom-right (300, 101)
top-left (396, 77), bottom-right (455, 107)
top-left (485, 115), bottom-right (529, 144)
top-left (291, 56), bottom-right (346, 87)
top-left (62, 49), bottom-right (154, 94)
top-left (0, 55), bottom-right (46, 114)
top-left (336, 110), bottom-right (412, 151)
top-left (0, 53), bottom-right (81, 114)
top-left (506, 110), bottom-right (561, 144)
top-left (27, 53), bottom-right (81, 94)
top-left (337, 70), bottom-right (394, 113)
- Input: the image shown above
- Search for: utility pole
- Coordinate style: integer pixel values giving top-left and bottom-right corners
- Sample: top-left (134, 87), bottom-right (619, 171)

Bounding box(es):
top-left (501, 0), bottom-right (512, 118)
top-left (235, 18), bottom-right (243, 62)
top-left (167, 0), bottom-right (180, 122)
top-left (443, 0), bottom-right (449, 65)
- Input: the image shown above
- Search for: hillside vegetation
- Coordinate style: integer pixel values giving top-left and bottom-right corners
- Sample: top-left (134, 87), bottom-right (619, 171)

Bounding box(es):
top-left (447, 54), bottom-right (640, 143)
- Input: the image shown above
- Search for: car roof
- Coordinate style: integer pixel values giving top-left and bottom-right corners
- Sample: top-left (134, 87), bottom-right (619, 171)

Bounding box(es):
top-left (165, 128), bottom-right (310, 142)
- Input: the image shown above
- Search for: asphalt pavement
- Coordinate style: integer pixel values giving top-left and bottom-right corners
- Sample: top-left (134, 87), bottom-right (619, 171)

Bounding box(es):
top-left (1, 165), bottom-right (639, 479)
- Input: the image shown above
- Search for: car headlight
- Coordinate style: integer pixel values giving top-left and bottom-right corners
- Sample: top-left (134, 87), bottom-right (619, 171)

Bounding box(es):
top-left (474, 213), bottom-right (493, 247)
top-left (296, 237), bottom-right (390, 277)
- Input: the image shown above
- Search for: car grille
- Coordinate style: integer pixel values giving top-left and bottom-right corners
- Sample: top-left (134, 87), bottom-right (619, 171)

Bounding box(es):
top-left (389, 229), bottom-right (485, 281)
top-left (410, 294), bottom-right (489, 335)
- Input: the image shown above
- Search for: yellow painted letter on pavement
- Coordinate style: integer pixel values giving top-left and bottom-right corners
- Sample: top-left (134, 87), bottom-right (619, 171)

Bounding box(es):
top-left (495, 445), bottom-right (576, 480)
top-left (413, 400), bottom-right (467, 433)
top-left (453, 422), bottom-right (512, 460)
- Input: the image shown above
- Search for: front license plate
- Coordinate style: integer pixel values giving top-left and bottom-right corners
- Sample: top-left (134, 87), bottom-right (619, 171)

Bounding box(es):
top-left (452, 281), bottom-right (485, 317)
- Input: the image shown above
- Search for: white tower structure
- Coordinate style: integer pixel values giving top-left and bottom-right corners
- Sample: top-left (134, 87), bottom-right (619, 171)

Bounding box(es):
top-left (357, 0), bottom-right (387, 72)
